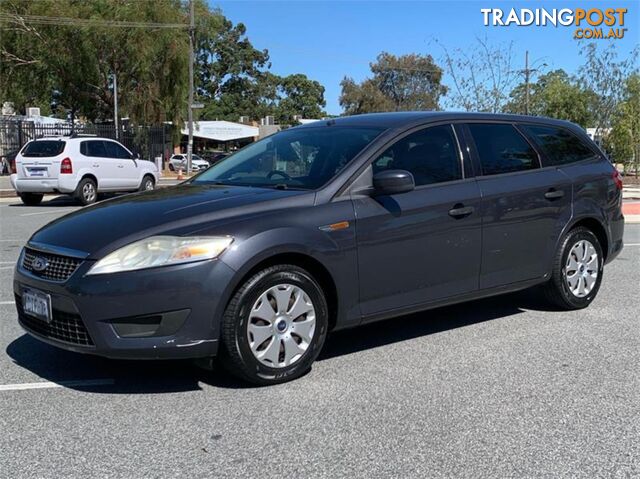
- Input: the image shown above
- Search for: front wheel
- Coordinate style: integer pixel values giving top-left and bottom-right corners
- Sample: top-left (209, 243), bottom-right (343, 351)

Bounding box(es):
top-left (19, 193), bottom-right (43, 206)
top-left (541, 226), bottom-right (604, 310)
top-left (139, 175), bottom-right (155, 192)
top-left (220, 265), bottom-right (329, 385)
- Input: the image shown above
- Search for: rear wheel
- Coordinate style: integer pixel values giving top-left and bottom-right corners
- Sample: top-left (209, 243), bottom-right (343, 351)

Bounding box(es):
top-left (220, 264), bottom-right (329, 385)
top-left (75, 177), bottom-right (97, 205)
top-left (542, 226), bottom-right (603, 310)
top-left (19, 193), bottom-right (43, 206)
top-left (168, 163), bottom-right (175, 172)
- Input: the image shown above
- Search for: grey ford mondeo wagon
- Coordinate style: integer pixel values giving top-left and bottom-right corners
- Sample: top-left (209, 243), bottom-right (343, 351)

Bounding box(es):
top-left (14, 112), bottom-right (624, 384)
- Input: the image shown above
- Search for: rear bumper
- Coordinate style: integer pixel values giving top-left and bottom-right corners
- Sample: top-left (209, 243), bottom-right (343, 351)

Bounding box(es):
top-left (606, 210), bottom-right (625, 264)
top-left (12, 176), bottom-right (76, 194)
top-left (13, 252), bottom-right (237, 359)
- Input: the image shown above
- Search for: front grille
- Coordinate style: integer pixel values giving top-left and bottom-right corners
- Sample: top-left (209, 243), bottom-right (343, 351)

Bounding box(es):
top-left (16, 295), bottom-right (94, 346)
top-left (22, 248), bottom-right (83, 282)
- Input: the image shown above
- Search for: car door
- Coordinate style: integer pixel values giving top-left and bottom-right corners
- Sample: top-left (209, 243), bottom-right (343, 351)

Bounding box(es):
top-left (104, 141), bottom-right (139, 189)
top-left (82, 140), bottom-right (119, 190)
top-left (463, 122), bottom-right (573, 289)
top-left (353, 124), bottom-right (482, 317)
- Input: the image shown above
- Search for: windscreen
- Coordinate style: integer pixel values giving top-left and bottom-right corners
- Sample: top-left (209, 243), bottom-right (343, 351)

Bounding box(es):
top-left (191, 126), bottom-right (384, 190)
top-left (21, 140), bottom-right (66, 157)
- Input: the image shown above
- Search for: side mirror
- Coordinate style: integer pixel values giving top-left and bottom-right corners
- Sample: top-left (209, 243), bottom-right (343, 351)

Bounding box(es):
top-left (372, 170), bottom-right (415, 195)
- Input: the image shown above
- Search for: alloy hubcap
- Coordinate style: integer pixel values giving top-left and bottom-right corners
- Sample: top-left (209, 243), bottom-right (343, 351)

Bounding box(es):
top-left (83, 183), bottom-right (96, 202)
top-left (565, 239), bottom-right (598, 298)
top-left (247, 283), bottom-right (316, 368)
top-left (145, 180), bottom-right (154, 190)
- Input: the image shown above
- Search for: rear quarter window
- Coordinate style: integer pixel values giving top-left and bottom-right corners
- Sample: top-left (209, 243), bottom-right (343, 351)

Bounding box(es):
top-left (21, 141), bottom-right (66, 157)
top-left (520, 125), bottom-right (599, 166)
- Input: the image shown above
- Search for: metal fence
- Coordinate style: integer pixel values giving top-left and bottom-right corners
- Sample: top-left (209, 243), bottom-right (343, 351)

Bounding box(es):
top-left (0, 118), bottom-right (173, 164)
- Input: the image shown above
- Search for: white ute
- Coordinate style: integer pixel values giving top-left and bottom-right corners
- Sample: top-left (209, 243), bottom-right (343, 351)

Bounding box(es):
top-left (10, 136), bottom-right (158, 206)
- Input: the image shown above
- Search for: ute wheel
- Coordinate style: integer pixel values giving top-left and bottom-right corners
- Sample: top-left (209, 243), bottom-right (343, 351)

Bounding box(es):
top-left (139, 175), bottom-right (155, 192)
top-left (541, 226), bottom-right (604, 310)
top-left (168, 163), bottom-right (175, 172)
top-left (220, 264), bottom-right (329, 385)
top-left (19, 193), bottom-right (43, 206)
top-left (75, 177), bottom-right (97, 205)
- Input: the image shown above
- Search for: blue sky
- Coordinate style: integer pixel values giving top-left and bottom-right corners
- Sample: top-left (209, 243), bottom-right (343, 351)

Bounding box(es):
top-left (211, 1), bottom-right (639, 115)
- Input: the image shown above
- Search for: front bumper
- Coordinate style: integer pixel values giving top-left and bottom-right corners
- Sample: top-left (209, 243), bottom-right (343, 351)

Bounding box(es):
top-left (13, 250), bottom-right (237, 359)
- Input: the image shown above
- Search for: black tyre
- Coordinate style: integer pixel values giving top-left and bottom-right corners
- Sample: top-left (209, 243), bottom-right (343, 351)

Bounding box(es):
top-left (542, 226), bottom-right (604, 310)
top-left (139, 175), bottom-right (155, 192)
top-left (220, 264), bottom-right (329, 385)
top-left (168, 163), bottom-right (175, 171)
top-left (75, 177), bottom-right (97, 205)
top-left (19, 193), bottom-right (43, 206)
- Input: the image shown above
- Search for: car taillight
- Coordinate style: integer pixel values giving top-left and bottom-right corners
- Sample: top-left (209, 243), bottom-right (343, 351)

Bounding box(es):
top-left (612, 170), bottom-right (623, 190)
top-left (60, 157), bottom-right (73, 174)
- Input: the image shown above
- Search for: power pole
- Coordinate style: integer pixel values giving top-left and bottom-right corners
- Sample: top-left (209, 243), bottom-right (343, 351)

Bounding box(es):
top-left (524, 50), bottom-right (530, 116)
top-left (187, 0), bottom-right (195, 174)
top-left (113, 71), bottom-right (119, 139)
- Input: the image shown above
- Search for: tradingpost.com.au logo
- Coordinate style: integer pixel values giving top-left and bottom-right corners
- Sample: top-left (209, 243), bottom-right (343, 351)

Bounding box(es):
top-left (481, 7), bottom-right (629, 39)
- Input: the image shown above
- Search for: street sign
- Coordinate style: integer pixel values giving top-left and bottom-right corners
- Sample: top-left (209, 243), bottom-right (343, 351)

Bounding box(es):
top-left (191, 103), bottom-right (205, 109)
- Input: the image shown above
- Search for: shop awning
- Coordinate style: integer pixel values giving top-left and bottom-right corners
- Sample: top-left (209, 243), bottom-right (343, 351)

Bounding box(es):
top-left (182, 121), bottom-right (259, 141)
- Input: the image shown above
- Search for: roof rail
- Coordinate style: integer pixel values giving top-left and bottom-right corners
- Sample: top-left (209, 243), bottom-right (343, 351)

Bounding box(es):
top-left (68, 132), bottom-right (98, 138)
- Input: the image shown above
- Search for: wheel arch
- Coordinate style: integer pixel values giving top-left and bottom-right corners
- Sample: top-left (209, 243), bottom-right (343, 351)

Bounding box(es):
top-left (223, 251), bottom-right (339, 332)
top-left (79, 172), bottom-right (99, 189)
top-left (569, 217), bottom-right (609, 261)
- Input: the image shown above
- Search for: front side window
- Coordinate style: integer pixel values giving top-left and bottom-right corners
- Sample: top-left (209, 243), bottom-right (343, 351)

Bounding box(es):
top-left (467, 123), bottom-right (539, 176)
top-left (104, 141), bottom-right (131, 159)
top-left (520, 125), bottom-right (598, 166)
top-left (372, 125), bottom-right (462, 186)
top-left (21, 140), bottom-right (65, 157)
top-left (192, 126), bottom-right (383, 190)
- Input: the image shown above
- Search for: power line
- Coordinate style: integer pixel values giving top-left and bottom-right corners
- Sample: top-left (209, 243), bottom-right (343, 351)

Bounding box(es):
top-left (0, 13), bottom-right (187, 29)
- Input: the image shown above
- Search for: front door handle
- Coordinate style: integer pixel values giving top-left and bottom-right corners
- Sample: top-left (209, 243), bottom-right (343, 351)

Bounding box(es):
top-left (117, 164), bottom-right (124, 168)
top-left (545, 189), bottom-right (565, 200)
top-left (449, 204), bottom-right (474, 218)
top-left (92, 164), bottom-right (99, 168)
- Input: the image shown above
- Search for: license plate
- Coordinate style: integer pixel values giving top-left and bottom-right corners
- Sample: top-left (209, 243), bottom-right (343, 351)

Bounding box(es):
top-left (22, 288), bottom-right (52, 322)
top-left (28, 168), bottom-right (48, 177)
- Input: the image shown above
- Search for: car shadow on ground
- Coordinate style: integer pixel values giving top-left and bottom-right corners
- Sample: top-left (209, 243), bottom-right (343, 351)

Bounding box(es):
top-left (5, 288), bottom-right (555, 393)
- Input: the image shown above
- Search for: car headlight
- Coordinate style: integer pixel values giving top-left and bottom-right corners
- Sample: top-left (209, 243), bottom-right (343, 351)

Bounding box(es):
top-left (87, 235), bottom-right (233, 275)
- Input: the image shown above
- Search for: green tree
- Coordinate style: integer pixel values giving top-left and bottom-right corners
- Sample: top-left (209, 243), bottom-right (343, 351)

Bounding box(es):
top-left (274, 73), bottom-right (325, 123)
top-left (577, 42), bottom-right (639, 135)
top-left (340, 52), bottom-right (447, 115)
top-left (606, 74), bottom-right (640, 173)
top-left (438, 37), bottom-right (517, 112)
top-left (0, 0), bottom-right (189, 124)
top-left (505, 70), bottom-right (597, 127)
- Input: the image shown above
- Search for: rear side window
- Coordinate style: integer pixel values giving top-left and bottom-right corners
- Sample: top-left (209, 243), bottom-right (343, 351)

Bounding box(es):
top-left (21, 141), bottom-right (65, 157)
top-left (372, 125), bottom-right (462, 186)
top-left (467, 123), bottom-right (538, 176)
top-left (82, 140), bottom-right (107, 157)
top-left (520, 125), bottom-right (598, 166)
top-left (104, 141), bottom-right (131, 159)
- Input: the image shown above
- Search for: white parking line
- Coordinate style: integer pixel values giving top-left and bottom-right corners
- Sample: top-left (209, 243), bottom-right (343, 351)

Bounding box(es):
top-left (0, 379), bottom-right (115, 392)
top-left (625, 243), bottom-right (640, 246)
top-left (0, 300), bottom-right (15, 305)
top-left (0, 266), bottom-right (14, 270)
top-left (19, 209), bottom-right (78, 217)
top-left (0, 239), bottom-right (23, 242)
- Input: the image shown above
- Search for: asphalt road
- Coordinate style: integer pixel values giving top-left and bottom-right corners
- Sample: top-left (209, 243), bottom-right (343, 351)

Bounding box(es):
top-left (1, 196), bottom-right (639, 478)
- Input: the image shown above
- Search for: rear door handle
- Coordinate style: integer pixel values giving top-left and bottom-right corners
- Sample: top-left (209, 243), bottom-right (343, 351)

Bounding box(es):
top-left (92, 164), bottom-right (99, 168)
top-left (544, 189), bottom-right (565, 200)
top-left (449, 204), bottom-right (474, 218)
top-left (117, 164), bottom-right (124, 168)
